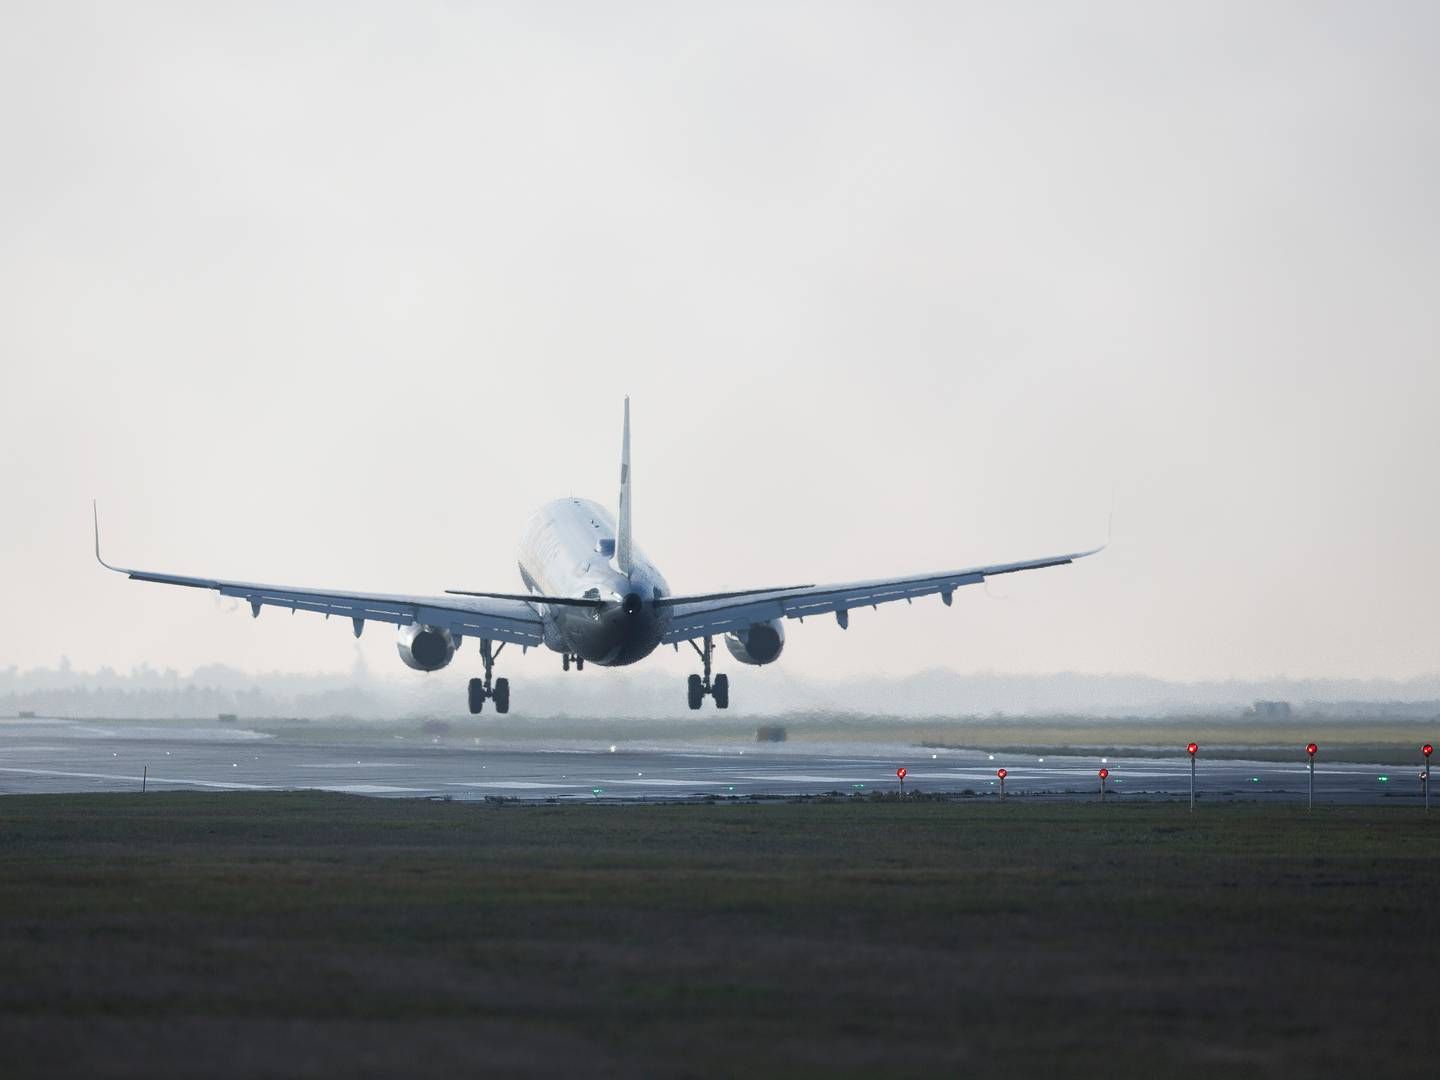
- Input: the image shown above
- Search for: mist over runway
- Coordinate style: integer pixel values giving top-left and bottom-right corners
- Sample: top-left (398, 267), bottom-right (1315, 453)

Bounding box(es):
top-left (0, 716), bottom-right (1428, 805)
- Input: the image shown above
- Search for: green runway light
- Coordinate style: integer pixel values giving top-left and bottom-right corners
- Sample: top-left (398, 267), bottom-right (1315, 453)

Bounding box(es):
top-left (1378, 776), bottom-right (1389, 782)
top-left (592, 788), bottom-right (604, 795)
top-left (1251, 777), bottom-right (1260, 783)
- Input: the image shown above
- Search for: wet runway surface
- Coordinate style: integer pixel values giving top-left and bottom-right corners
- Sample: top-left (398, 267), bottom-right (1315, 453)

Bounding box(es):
top-left (0, 717), bottom-right (1431, 804)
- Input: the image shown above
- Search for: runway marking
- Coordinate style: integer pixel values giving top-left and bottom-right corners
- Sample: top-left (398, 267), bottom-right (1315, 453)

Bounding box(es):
top-left (0, 766), bottom-right (270, 790)
top-left (733, 774), bottom-right (895, 784)
top-left (302, 763), bottom-right (409, 770)
top-left (315, 784), bottom-right (429, 794)
top-left (444, 781), bottom-right (580, 790)
top-left (600, 778), bottom-right (729, 787)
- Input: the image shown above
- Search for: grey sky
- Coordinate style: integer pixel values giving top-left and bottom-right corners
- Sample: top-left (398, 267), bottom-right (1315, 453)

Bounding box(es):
top-left (1, 1), bottom-right (1437, 684)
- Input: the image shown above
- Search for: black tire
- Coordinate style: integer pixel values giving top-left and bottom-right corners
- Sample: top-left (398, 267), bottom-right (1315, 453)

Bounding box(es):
top-left (687, 674), bottom-right (704, 710)
top-left (563, 654), bottom-right (570, 672)
top-left (713, 673), bottom-right (729, 709)
top-left (576, 657), bottom-right (584, 671)
top-left (468, 678), bottom-right (485, 715)
top-left (493, 677), bottom-right (510, 714)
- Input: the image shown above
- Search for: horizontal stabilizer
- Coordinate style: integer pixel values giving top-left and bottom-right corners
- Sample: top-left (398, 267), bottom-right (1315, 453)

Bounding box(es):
top-left (444, 589), bottom-right (603, 608)
top-left (654, 585), bottom-right (813, 607)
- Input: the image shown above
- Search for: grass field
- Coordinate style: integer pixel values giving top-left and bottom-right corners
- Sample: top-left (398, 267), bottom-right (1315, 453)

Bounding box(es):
top-left (910, 716), bottom-right (1440, 762)
top-left (2, 793), bottom-right (1437, 1077)
top-left (247, 712), bottom-right (1440, 762)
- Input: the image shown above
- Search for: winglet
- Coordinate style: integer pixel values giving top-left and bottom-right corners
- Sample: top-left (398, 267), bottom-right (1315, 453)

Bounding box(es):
top-left (93, 501), bottom-right (124, 574)
top-left (615, 396), bottom-right (633, 575)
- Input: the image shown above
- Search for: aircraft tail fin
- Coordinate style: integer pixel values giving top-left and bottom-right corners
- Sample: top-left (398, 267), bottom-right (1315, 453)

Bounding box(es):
top-left (616, 396), bottom-right (633, 574)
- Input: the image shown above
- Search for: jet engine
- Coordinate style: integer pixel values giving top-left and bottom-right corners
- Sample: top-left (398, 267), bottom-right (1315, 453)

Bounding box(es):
top-left (723, 619), bottom-right (785, 666)
top-left (396, 622), bottom-right (457, 672)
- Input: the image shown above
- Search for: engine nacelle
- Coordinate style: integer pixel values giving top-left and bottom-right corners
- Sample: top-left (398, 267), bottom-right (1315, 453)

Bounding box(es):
top-left (396, 622), bottom-right (457, 672)
top-left (723, 619), bottom-right (785, 666)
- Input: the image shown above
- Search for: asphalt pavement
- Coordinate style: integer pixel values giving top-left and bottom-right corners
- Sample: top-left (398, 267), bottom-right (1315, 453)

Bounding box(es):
top-left (0, 716), bottom-right (1432, 804)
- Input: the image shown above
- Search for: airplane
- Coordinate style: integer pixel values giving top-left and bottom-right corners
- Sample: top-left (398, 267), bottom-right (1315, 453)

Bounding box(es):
top-left (94, 399), bottom-right (1101, 714)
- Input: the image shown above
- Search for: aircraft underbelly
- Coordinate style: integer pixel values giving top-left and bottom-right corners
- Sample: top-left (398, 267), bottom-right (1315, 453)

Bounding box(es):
top-left (516, 498), bottom-right (669, 665)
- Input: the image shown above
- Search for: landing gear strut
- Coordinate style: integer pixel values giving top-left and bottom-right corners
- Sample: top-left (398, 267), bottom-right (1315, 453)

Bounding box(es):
top-left (687, 636), bottom-right (729, 710)
top-left (468, 640), bottom-right (510, 714)
top-left (562, 653), bottom-right (584, 672)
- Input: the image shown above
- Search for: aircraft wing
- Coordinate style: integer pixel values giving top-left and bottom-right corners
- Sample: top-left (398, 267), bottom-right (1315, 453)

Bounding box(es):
top-left (95, 511), bottom-right (543, 647)
top-left (660, 547), bottom-right (1101, 644)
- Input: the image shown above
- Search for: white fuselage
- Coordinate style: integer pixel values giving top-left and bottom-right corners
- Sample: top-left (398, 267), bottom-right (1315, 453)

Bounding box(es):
top-left (517, 498), bottom-right (671, 665)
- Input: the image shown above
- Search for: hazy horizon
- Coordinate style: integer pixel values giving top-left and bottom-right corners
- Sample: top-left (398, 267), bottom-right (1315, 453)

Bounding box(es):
top-left (3, 3), bottom-right (1437, 688)
top-left (6, 658), bottom-right (1440, 721)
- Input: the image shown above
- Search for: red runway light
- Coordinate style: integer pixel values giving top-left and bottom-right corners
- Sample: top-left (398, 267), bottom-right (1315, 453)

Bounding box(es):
top-left (997, 768), bottom-right (1007, 779)
top-left (1187, 742), bottom-right (1198, 756)
top-left (1424, 744), bottom-right (1434, 758)
top-left (1306, 743), bottom-right (1318, 757)
top-left (1098, 768), bottom-right (1110, 780)
top-left (896, 767), bottom-right (907, 779)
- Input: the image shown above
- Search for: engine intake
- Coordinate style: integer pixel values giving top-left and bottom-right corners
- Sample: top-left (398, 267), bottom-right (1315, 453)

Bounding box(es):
top-left (723, 619), bottom-right (785, 666)
top-left (397, 622), bottom-right (457, 672)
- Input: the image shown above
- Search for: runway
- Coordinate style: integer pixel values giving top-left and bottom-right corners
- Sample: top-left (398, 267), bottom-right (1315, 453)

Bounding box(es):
top-left (0, 716), bottom-right (1431, 804)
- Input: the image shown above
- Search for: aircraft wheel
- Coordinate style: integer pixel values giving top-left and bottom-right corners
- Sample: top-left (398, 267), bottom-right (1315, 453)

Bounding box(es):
top-left (563, 654), bottom-right (570, 672)
top-left (576, 657), bottom-right (584, 671)
top-left (687, 674), bottom-right (704, 710)
top-left (713, 673), bottom-right (729, 709)
top-left (493, 677), bottom-right (510, 714)
top-left (468, 678), bottom-right (486, 715)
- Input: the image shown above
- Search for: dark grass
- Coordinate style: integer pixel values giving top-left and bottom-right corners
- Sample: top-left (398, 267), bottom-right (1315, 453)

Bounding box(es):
top-left (1, 793), bottom-right (1438, 1077)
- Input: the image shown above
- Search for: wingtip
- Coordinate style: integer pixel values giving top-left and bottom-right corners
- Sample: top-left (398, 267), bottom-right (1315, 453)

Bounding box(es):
top-left (92, 500), bottom-right (121, 573)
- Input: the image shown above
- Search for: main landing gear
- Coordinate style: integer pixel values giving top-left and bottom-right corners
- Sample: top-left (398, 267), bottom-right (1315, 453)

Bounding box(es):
top-left (562, 653), bottom-right (584, 672)
top-left (687, 636), bottom-right (729, 710)
top-left (468, 640), bottom-right (510, 714)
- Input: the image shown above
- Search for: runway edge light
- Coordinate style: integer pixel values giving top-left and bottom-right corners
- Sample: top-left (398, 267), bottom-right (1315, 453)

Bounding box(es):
top-left (997, 767), bottom-right (1007, 800)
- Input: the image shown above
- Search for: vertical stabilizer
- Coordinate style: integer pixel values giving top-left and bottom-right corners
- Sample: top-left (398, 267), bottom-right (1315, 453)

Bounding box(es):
top-left (616, 397), bottom-right (633, 574)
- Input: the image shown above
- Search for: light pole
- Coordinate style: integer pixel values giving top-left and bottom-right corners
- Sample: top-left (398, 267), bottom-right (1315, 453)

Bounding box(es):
top-left (1423, 744), bottom-right (1433, 811)
top-left (1306, 743), bottom-right (1318, 811)
top-left (1187, 742), bottom-right (1198, 812)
